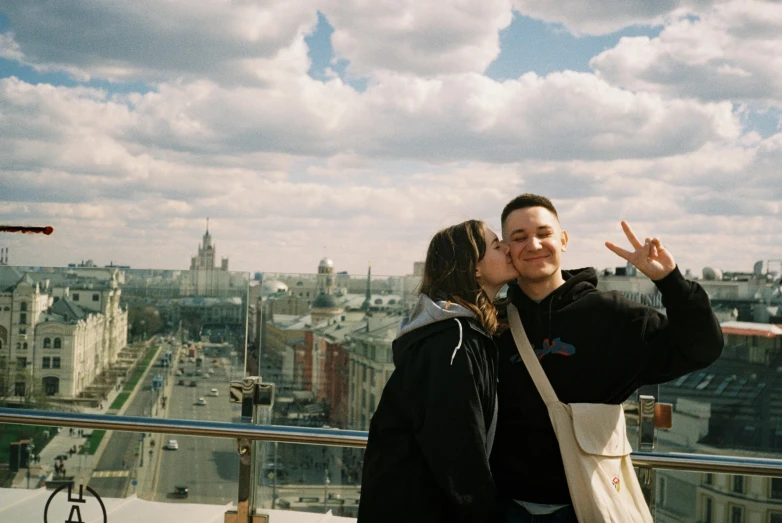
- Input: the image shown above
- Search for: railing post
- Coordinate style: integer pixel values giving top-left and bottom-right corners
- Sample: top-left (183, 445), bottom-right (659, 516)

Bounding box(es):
top-left (625, 385), bottom-right (673, 520)
top-left (224, 377), bottom-right (275, 523)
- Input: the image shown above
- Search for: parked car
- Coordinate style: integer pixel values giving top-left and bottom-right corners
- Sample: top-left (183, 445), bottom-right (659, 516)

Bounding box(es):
top-left (209, 388), bottom-right (219, 397)
top-left (196, 397), bottom-right (207, 406)
top-left (178, 379), bottom-right (185, 386)
top-left (188, 381), bottom-right (197, 387)
top-left (173, 485), bottom-right (189, 498)
top-left (166, 439), bottom-right (179, 450)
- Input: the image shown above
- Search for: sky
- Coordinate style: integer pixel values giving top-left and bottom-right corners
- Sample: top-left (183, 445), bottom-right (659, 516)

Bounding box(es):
top-left (1, 0), bottom-right (781, 278)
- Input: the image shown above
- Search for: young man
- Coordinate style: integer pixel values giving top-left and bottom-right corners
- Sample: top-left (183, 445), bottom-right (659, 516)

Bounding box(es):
top-left (491, 194), bottom-right (724, 522)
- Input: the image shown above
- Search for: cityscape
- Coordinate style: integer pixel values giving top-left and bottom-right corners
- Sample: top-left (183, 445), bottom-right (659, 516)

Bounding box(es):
top-left (1, 222), bottom-right (781, 520)
top-left (2, 1), bottom-right (782, 521)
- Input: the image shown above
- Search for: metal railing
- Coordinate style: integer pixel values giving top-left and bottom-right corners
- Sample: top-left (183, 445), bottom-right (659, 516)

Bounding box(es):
top-left (2, 408), bottom-right (782, 477)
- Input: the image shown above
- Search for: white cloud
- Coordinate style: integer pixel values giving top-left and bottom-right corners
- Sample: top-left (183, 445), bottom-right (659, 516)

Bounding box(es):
top-left (0, 0), bottom-right (318, 84)
top-left (0, 1), bottom-right (779, 278)
top-left (321, 0), bottom-right (513, 75)
top-left (591, 1), bottom-right (782, 104)
top-left (510, 0), bottom-right (725, 35)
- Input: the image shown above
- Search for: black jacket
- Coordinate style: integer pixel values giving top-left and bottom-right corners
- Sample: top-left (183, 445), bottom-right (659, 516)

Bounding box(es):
top-left (490, 266), bottom-right (724, 504)
top-left (358, 315), bottom-right (499, 522)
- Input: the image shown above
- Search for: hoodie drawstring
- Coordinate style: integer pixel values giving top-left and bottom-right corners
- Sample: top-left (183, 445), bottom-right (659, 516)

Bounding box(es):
top-left (450, 318), bottom-right (463, 365)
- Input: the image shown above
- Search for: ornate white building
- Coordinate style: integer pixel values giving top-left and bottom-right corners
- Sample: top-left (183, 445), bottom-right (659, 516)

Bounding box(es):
top-left (0, 267), bottom-right (128, 401)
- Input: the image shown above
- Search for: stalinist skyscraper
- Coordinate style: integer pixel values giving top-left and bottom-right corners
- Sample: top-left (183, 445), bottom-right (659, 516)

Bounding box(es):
top-left (180, 219), bottom-right (233, 296)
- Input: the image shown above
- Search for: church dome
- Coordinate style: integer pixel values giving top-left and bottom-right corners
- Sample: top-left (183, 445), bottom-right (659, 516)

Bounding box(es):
top-left (311, 293), bottom-right (339, 309)
top-left (261, 279), bottom-right (288, 296)
top-left (319, 257), bottom-right (334, 269)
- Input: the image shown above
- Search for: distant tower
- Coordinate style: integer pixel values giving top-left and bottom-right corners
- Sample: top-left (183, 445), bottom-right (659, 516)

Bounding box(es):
top-left (361, 259), bottom-right (372, 311)
top-left (0, 246), bottom-right (7, 265)
top-left (317, 258), bottom-right (335, 295)
top-left (191, 218), bottom-right (220, 270)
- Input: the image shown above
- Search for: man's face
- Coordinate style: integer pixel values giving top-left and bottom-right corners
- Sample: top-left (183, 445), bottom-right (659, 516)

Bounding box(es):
top-left (502, 206), bottom-right (568, 284)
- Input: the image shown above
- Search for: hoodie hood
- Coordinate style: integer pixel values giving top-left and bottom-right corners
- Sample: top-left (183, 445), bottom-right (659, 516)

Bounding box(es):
top-left (396, 293), bottom-right (476, 340)
top-left (509, 267), bottom-right (598, 307)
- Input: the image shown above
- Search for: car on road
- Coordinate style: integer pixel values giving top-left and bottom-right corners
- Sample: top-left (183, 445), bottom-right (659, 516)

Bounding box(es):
top-left (197, 397), bottom-right (207, 406)
top-left (188, 380), bottom-right (197, 387)
top-left (195, 368), bottom-right (203, 375)
top-left (209, 388), bottom-right (219, 397)
top-left (166, 439), bottom-right (179, 450)
top-left (173, 485), bottom-right (189, 498)
top-left (177, 379), bottom-right (185, 386)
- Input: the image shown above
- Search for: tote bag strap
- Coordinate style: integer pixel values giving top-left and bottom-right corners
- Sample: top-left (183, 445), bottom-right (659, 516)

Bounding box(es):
top-left (507, 304), bottom-right (560, 405)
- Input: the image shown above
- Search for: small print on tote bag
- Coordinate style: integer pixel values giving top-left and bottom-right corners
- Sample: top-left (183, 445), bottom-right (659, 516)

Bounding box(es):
top-left (508, 304), bottom-right (653, 523)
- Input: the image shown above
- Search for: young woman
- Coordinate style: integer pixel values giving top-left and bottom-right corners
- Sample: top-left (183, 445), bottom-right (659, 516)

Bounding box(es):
top-left (357, 220), bottom-right (518, 523)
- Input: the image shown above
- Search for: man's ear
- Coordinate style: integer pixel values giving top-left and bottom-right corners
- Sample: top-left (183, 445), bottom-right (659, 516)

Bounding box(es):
top-left (560, 230), bottom-right (569, 252)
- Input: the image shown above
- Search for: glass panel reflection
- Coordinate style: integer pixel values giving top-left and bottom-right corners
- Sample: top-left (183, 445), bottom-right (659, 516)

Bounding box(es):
top-left (654, 470), bottom-right (782, 523)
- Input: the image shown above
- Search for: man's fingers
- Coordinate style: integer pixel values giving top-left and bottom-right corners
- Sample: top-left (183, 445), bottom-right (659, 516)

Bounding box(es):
top-left (605, 241), bottom-right (633, 260)
top-left (621, 221), bottom-right (643, 250)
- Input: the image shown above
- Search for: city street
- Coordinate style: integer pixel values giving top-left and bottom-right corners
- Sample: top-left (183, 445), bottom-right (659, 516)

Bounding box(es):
top-left (151, 354), bottom-right (242, 504)
top-left (87, 342), bottom-right (173, 498)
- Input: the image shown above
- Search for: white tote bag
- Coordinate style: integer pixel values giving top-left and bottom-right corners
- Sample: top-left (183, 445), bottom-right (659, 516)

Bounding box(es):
top-left (508, 304), bottom-right (653, 523)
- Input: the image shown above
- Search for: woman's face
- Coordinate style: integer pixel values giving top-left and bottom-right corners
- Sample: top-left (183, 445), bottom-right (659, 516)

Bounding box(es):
top-left (475, 226), bottom-right (518, 299)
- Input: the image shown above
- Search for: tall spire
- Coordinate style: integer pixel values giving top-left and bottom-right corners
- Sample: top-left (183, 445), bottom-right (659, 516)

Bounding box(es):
top-left (361, 259), bottom-right (372, 312)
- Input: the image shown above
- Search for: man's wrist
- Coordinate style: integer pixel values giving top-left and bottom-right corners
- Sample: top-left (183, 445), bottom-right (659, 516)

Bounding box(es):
top-left (652, 266), bottom-right (688, 296)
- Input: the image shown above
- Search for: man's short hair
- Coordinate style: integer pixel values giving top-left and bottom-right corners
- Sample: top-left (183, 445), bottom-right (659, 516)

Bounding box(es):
top-left (501, 193), bottom-right (559, 226)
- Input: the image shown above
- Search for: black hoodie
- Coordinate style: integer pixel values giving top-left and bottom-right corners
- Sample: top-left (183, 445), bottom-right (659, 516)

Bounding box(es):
top-left (358, 295), bottom-right (499, 522)
top-left (490, 266), bottom-right (724, 505)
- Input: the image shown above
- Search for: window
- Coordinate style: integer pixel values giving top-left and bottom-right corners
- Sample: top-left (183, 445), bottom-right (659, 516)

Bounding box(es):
top-left (733, 475), bottom-right (745, 494)
top-left (22, 342), bottom-right (27, 350)
top-left (52, 357), bottom-right (61, 369)
top-left (19, 327), bottom-right (26, 335)
top-left (42, 357), bottom-right (50, 369)
top-left (19, 313), bottom-right (26, 324)
top-left (92, 293), bottom-right (99, 301)
top-left (16, 357), bottom-right (27, 369)
top-left (20, 302), bottom-right (27, 311)
top-left (14, 381), bottom-right (25, 397)
top-left (703, 497), bottom-right (713, 523)
top-left (704, 473), bottom-right (713, 485)
top-left (42, 377), bottom-right (59, 396)
top-left (772, 477), bottom-right (782, 499)
top-left (53, 338), bottom-right (62, 349)
top-left (770, 512), bottom-right (782, 523)
top-left (43, 338), bottom-right (51, 348)
top-left (72, 293), bottom-right (79, 301)
top-left (730, 505), bottom-right (744, 523)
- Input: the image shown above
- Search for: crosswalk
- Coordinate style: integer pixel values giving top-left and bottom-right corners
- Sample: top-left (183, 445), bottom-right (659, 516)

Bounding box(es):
top-left (92, 470), bottom-right (129, 478)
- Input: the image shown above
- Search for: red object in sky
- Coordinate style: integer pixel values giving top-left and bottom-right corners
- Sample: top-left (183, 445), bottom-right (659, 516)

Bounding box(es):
top-left (0, 225), bottom-right (54, 235)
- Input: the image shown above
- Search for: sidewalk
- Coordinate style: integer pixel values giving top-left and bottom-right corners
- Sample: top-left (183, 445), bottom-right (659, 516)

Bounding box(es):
top-left (10, 341), bottom-right (163, 490)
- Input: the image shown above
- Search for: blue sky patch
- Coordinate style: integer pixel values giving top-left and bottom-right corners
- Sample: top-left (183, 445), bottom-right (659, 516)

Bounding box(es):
top-left (485, 13), bottom-right (661, 79)
top-left (305, 11), bottom-right (368, 92)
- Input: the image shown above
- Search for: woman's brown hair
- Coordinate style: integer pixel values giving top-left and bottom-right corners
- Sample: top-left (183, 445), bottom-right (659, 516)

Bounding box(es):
top-left (419, 220), bottom-right (499, 334)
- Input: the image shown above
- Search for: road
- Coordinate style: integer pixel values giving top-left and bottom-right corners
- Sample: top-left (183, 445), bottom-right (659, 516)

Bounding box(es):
top-left (88, 340), bottom-right (357, 507)
top-left (151, 355), bottom-right (242, 504)
top-left (87, 342), bottom-right (171, 498)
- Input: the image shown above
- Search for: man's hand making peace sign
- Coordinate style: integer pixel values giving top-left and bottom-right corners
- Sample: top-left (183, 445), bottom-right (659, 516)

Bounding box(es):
top-left (605, 221), bottom-right (676, 281)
